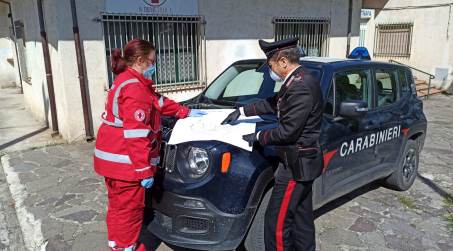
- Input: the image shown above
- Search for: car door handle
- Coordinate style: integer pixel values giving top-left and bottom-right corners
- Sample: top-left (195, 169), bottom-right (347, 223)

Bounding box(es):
top-left (356, 107), bottom-right (369, 112)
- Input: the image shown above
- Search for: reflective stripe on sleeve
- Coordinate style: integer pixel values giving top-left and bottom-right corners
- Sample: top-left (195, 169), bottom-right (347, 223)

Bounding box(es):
top-left (112, 78), bottom-right (139, 118)
top-left (102, 118), bottom-right (123, 127)
top-left (114, 117), bottom-right (124, 127)
top-left (135, 166), bottom-right (151, 172)
top-left (123, 129), bottom-right (150, 138)
top-left (158, 96), bottom-right (164, 108)
top-left (94, 148), bottom-right (132, 164)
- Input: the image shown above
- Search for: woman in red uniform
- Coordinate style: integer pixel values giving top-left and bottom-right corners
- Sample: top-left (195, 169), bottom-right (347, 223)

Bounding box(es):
top-left (94, 39), bottom-right (205, 251)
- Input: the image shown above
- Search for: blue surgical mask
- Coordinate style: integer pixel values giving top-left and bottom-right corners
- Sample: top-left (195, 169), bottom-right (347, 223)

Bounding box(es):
top-left (269, 69), bottom-right (282, 82)
top-left (143, 64), bottom-right (156, 79)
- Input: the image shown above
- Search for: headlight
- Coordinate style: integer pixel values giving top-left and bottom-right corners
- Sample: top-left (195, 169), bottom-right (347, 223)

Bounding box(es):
top-left (187, 147), bottom-right (209, 179)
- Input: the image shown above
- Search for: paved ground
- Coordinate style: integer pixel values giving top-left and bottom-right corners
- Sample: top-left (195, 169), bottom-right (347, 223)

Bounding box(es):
top-left (0, 88), bottom-right (169, 251)
top-left (0, 87), bottom-right (452, 250)
top-left (0, 87), bottom-right (64, 251)
top-left (315, 94), bottom-right (453, 250)
top-left (0, 163), bottom-right (24, 251)
top-left (0, 88), bottom-right (65, 154)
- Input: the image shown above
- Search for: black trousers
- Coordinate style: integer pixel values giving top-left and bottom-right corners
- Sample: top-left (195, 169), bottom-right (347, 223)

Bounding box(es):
top-left (264, 165), bottom-right (315, 251)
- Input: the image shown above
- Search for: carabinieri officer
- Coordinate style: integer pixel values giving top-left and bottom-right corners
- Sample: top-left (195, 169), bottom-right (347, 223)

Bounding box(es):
top-left (221, 38), bottom-right (323, 251)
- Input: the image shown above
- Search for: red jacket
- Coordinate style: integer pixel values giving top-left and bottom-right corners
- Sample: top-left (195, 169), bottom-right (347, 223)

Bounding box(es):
top-left (94, 68), bottom-right (190, 181)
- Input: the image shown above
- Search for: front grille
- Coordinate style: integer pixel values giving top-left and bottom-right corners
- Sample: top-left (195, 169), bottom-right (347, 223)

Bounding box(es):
top-left (176, 216), bottom-right (211, 234)
top-left (164, 144), bottom-right (177, 173)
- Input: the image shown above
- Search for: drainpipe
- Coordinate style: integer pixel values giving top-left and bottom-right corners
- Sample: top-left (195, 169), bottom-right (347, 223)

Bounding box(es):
top-left (37, 0), bottom-right (59, 135)
top-left (70, 0), bottom-right (93, 141)
top-left (0, 0), bottom-right (23, 94)
top-left (346, 0), bottom-right (353, 57)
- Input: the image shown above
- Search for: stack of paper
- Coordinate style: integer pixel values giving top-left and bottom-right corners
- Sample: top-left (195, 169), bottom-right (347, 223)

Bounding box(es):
top-left (168, 109), bottom-right (263, 151)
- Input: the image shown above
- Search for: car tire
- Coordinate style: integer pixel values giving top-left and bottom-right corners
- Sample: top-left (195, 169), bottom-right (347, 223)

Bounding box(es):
top-left (383, 139), bottom-right (419, 191)
top-left (243, 188), bottom-right (272, 251)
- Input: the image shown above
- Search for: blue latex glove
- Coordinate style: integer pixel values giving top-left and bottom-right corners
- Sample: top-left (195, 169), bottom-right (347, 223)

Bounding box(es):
top-left (140, 177), bottom-right (154, 189)
top-left (189, 109), bottom-right (207, 117)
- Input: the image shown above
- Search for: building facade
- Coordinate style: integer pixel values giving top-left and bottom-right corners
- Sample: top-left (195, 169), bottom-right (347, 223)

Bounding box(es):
top-left (360, 0), bottom-right (453, 89)
top-left (0, 0), bottom-right (362, 141)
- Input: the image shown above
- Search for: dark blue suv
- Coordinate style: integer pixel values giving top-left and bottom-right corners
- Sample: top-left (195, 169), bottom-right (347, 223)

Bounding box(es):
top-left (147, 57), bottom-right (427, 251)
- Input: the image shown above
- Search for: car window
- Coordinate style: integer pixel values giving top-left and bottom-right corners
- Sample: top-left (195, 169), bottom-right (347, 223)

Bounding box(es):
top-left (273, 80), bottom-right (284, 92)
top-left (398, 69), bottom-right (410, 94)
top-left (334, 69), bottom-right (372, 109)
top-left (223, 69), bottom-right (263, 97)
top-left (375, 68), bottom-right (398, 107)
top-left (204, 63), bottom-right (321, 105)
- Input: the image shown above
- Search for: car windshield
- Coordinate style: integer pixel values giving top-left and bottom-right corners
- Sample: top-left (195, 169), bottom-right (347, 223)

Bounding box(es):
top-left (203, 61), bottom-right (322, 105)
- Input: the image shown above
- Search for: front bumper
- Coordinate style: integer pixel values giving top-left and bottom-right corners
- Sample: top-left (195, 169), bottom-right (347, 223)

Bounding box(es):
top-left (147, 192), bottom-right (256, 251)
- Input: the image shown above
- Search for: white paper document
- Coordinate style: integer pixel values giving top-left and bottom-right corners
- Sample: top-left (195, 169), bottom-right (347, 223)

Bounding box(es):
top-left (168, 109), bottom-right (263, 151)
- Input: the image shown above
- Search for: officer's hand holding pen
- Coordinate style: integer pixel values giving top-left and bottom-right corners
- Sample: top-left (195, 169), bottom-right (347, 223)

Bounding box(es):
top-left (221, 109), bottom-right (240, 125)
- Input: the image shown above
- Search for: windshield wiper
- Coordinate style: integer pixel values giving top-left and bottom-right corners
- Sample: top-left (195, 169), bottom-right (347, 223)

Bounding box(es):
top-left (198, 94), bottom-right (238, 107)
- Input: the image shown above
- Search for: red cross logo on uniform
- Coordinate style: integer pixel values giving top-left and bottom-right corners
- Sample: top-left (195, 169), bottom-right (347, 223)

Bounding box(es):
top-left (134, 109), bottom-right (146, 122)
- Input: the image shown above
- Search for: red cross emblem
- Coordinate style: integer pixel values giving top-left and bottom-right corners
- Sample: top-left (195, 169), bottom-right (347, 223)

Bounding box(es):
top-left (143, 0), bottom-right (167, 6)
top-left (134, 109), bottom-right (146, 122)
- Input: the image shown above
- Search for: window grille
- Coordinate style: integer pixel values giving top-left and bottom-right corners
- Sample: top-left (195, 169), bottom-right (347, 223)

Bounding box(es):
top-left (100, 13), bottom-right (207, 92)
top-left (374, 23), bottom-right (413, 57)
top-left (274, 17), bottom-right (330, 57)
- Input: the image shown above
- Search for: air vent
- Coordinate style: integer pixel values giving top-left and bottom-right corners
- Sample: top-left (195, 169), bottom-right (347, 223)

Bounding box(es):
top-left (164, 144), bottom-right (177, 173)
top-left (176, 216), bottom-right (211, 234)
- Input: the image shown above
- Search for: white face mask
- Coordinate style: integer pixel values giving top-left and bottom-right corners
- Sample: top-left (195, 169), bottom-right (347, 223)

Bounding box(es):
top-left (269, 69), bottom-right (283, 82)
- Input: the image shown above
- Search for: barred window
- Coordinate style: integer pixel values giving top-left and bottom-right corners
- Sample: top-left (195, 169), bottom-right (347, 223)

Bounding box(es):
top-left (374, 23), bottom-right (413, 57)
top-left (274, 17), bottom-right (330, 57)
top-left (100, 14), bottom-right (206, 92)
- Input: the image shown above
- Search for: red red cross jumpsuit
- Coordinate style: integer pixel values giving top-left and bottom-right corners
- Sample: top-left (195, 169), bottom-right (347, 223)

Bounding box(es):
top-left (94, 67), bottom-right (189, 251)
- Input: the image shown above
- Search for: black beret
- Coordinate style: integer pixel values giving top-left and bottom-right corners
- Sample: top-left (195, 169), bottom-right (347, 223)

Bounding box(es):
top-left (259, 37), bottom-right (299, 59)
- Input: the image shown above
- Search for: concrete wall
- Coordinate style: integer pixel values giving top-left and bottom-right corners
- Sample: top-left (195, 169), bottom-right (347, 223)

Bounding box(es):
top-left (0, 3), bottom-right (17, 88)
top-left (9, 0), bottom-right (108, 141)
top-left (9, 0), bottom-right (48, 125)
top-left (362, 0), bottom-right (453, 89)
top-left (9, 0), bottom-right (360, 141)
top-left (199, 0), bottom-right (362, 82)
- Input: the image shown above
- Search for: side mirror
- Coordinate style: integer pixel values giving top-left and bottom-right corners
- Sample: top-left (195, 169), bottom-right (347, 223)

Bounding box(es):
top-left (338, 100), bottom-right (368, 118)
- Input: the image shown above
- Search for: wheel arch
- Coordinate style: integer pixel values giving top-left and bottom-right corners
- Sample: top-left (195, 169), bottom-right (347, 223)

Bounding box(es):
top-left (408, 130), bottom-right (425, 152)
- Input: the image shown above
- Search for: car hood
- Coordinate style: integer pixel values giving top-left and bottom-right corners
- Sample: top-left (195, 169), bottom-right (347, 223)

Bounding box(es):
top-left (161, 99), bottom-right (278, 146)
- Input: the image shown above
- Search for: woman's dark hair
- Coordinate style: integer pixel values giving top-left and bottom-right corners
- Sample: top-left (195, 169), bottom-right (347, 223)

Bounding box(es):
top-left (111, 39), bottom-right (155, 74)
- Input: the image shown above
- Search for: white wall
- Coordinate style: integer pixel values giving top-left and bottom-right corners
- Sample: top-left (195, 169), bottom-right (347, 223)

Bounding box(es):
top-left (362, 0), bottom-right (453, 89)
top-left (0, 3), bottom-right (17, 88)
top-left (10, 0), bottom-right (49, 124)
top-left (10, 0), bottom-right (109, 141)
top-left (10, 0), bottom-right (362, 141)
top-left (199, 0), bottom-right (362, 82)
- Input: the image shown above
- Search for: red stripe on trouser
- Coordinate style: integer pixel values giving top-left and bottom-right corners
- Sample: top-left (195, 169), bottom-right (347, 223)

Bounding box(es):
top-left (276, 180), bottom-right (297, 251)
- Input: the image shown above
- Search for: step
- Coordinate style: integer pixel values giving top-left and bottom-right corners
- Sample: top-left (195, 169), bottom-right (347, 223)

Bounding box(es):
top-left (417, 88), bottom-right (443, 97)
top-left (415, 79), bottom-right (427, 85)
top-left (416, 84), bottom-right (429, 91)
